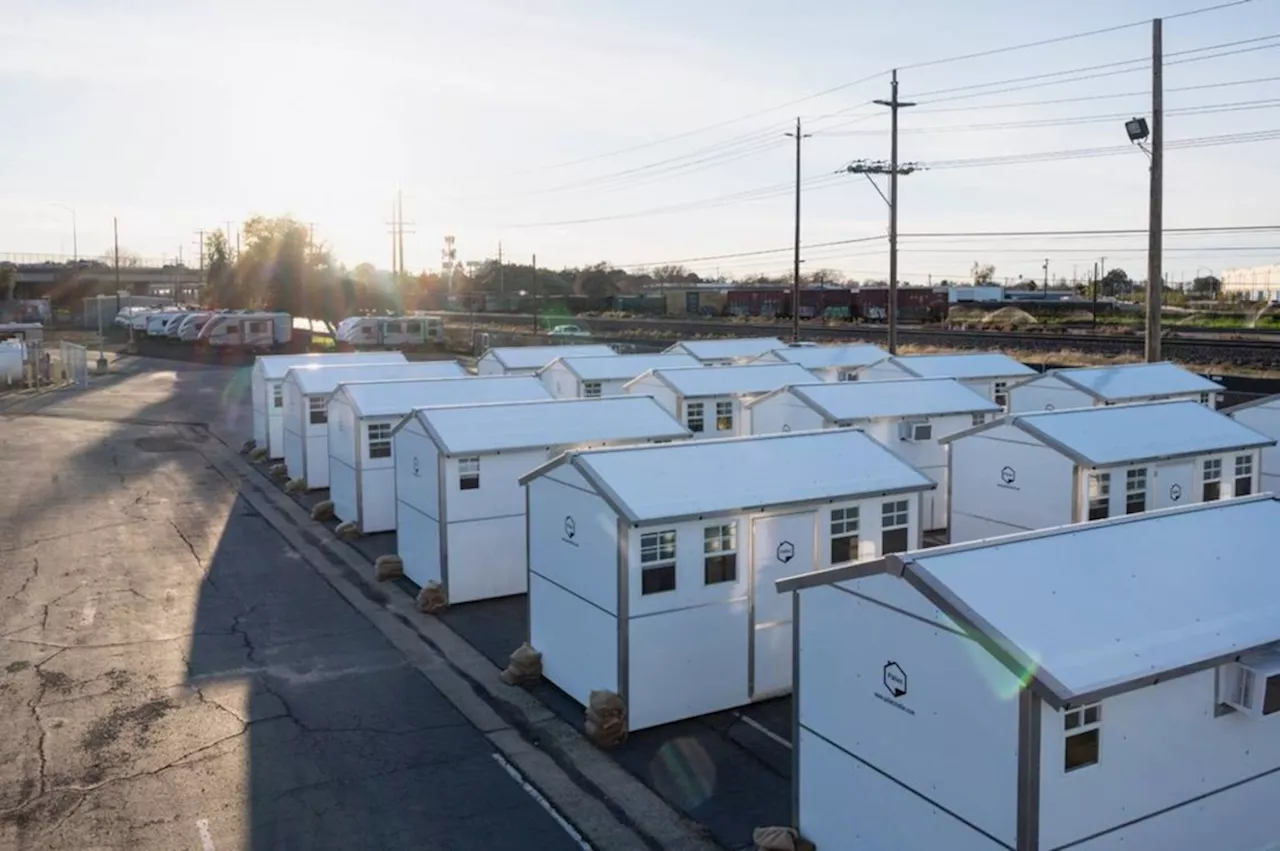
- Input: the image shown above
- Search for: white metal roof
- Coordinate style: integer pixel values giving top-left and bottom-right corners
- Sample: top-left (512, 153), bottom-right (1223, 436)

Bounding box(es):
top-left (892, 352), bottom-right (1037, 380)
top-left (548, 352), bottom-right (703, 381)
top-left (256, 351), bottom-right (407, 380)
top-left (413, 396), bottom-right (689, 455)
top-left (335, 375), bottom-right (550, 419)
top-left (629, 362), bottom-right (816, 397)
top-left (1226, 392), bottom-right (1280, 415)
top-left (944, 399), bottom-right (1275, 466)
top-left (758, 378), bottom-right (1001, 421)
top-left (1048, 361), bottom-right (1224, 401)
top-left (667, 337), bottom-right (786, 361)
top-left (286, 360), bottom-right (466, 395)
top-left (765, 343), bottom-right (889, 370)
top-left (483, 345), bottom-right (617, 370)
top-left (530, 428), bottom-right (935, 523)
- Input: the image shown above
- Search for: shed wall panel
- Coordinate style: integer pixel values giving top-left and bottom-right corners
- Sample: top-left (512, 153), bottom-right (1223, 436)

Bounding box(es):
top-left (749, 394), bottom-right (827, 436)
top-left (528, 477), bottom-right (618, 614)
top-left (624, 375), bottom-right (679, 417)
top-left (252, 369), bottom-right (268, 447)
top-left (1009, 377), bottom-right (1094, 414)
top-left (282, 426), bottom-right (305, 485)
top-left (305, 432), bottom-right (328, 488)
top-left (393, 424), bottom-right (440, 520)
top-left (476, 354), bottom-right (504, 375)
top-left (268, 383), bottom-right (288, 458)
top-left (330, 458), bottom-right (359, 527)
top-left (858, 361), bottom-right (915, 382)
top-left (530, 574), bottom-right (618, 706)
top-left (626, 517), bottom-right (752, 620)
top-left (446, 516), bottom-right (527, 601)
top-left (328, 394), bottom-right (359, 469)
top-left (398, 503), bottom-right (442, 588)
top-left (359, 467), bottom-right (398, 532)
top-left (444, 451), bottom-right (536, 523)
top-left (1230, 401), bottom-right (1280, 492)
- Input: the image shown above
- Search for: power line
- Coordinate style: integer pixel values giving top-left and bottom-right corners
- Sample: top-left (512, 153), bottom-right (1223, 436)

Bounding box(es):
top-left (911, 74), bottom-right (1280, 114)
top-left (616, 235), bottom-right (887, 269)
top-left (901, 225), bottom-right (1280, 237)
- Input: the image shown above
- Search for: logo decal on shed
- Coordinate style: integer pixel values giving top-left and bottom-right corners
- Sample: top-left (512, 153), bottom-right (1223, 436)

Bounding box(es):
top-left (1170, 483), bottom-right (1182, 501)
top-left (877, 661), bottom-right (915, 716)
top-left (562, 515), bottom-right (579, 547)
top-left (412, 456), bottom-right (420, 477)
top-left (998, 465), bottom-right (1020, 490)
top-left (776, 541), bottom-right (795, 564)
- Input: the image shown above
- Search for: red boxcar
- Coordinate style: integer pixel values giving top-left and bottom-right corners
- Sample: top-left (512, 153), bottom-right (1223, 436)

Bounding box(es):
top-left (727, 288), bottom-right (788, 317)
top-left (853, 287), bottom-right (946, 323)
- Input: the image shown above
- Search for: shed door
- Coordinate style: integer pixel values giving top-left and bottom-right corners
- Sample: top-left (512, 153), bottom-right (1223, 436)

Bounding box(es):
top-left (750, 512), bottom-right (814, 699)
top-left (1154, 459), bottom-right (1195, 510)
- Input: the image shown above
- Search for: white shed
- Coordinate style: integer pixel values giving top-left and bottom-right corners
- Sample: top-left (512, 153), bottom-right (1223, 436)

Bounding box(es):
top-left (859, 352), bottom-right (1037, 409)
top-left (537, 352), bottom-right (702, 399)
top-left (392, 396), bottom-right (690, 603)
top-left (1008, 361), bottom-right (1225, 413)
top-left (623, 362), bottom-right (816, 438)
top-left (664, 337), bottom-right (786, 366)
top-left (755, 342), bottom-right (890, 382)
top-left (748, 378), bottom-right (1001, 531)
top-left (1226, 394), bottom-right (1280, 494)
top-left (281, 360), bottom-right (467, 488)
top-left (251, 352), bottom-right (407, 458)
top-left (940, 399), bottom-right (1276, 544)
top-left (778, 495), bottom-right (1280, 851)
top-left (475, 344), bottom-right (617, 376)
top-left (327, 375), bottom-right (551, 534)
top-left (519, 428), bottom-right (935, 732)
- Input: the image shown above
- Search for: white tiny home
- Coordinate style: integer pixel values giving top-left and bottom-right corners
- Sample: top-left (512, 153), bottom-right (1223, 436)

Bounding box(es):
top-left (251, 352), bottom-right (408, 458)
top-left (756, 342), bottom-right (890, 382)
top-left (393, 397), bottom-right (690, 603)
top-left (777, 495), bottom-right (1280, 851)
top-left (1227, 394), bottom-right (1280, 494)
top-left (327, 375), bottom-right (552, 534)
top-left (1008, 361), bottom-right (1225, 413)
top-left (859, 351), bottom-right (1037, 409)
top-left (748, 378), bottom-right (1001, 531)
top-left (941, 399), bottom-right (1276, 544)
top-left (475, 344), bottom-right (617, 376)
top-left (281, 360), bottom-right (467, 488)
top-left (664, 336), bottom-right (787, 366)
top-left (537, 352), bottom-right (702, 399)
top-left (520, 428), bottom-right (935, 732)
top-left (623, 362), bottom-right (816, 438)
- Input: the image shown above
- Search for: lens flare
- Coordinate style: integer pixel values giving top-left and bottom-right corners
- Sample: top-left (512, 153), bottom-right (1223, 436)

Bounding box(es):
top-left (649, 736), bottom-right (717, 810)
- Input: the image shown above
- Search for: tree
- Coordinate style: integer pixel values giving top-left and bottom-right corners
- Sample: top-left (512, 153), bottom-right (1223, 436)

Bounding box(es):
top-left (203, 231), bottom-right (239, 308)
top-left (100, 249), bottom-right (141, 268)
top-left (650, 264), bottom-right (701, 284)
top-left (0, 264), bottom-right (15, 302)
top-left (573, 263), bottom-right (618, 298)
top-left (971, 262), bottom-right (996, 284)
top-left (1190, 275), bottom-right (1221, 298)
top-left (807, 268), bottom-right (846, 285)
top-left (1099, 268), bottom-right (1133, 298)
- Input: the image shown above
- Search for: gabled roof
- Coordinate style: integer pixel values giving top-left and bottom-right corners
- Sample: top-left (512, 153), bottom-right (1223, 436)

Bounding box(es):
top-left (1225, 392), bottom-right (1280, 414)
top-left (544, 352), bottom-right (702, 382)
top-left (665, 337), bottom-right (786, 361)
top-left (334, 375), bottom-right (550, 419)
top-left (1028, 361), bottom-right (1224, 402)
top-left (481, 345), bottom-right (617, 370)
top-left (763, 343), bottom-right (889, 370)
top-left (939, 398), bottom-right (1275, 466)
top-left (891, 352), bottom-right (1037, 380)
top-left (410, 396), bottom-right (689, 455)
top-left (286, 360), bottom-right (466, 395)
top-left (750, 378), bottom-right (1001, 421)
top-left (778, 495), bottom-right (1280, 709)
top-left (625, 362), bottom-right (815, 398)
top-left (523, 428), bottom-right (935, 524)
top-left (256, 351), bottom-right (407, 380)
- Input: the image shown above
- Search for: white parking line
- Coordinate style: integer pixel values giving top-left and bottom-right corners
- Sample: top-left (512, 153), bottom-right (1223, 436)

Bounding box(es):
top-left (735, 712), bottom-right (792, 750)
top-left (80, 597), bottom-right (98, 627)
top-left (195, 818), bottom-right (215, 851)
top-left (491, 752), bottom-right (592, 850)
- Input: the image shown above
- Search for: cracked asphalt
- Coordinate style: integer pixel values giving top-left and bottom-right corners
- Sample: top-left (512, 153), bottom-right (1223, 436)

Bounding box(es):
top-left (0, 362), bottom-right (585, 851)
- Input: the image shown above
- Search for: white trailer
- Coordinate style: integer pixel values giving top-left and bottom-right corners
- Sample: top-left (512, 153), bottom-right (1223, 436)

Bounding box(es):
top-left (281, 360), bottom-right (467, 488)
top-left (1008, 361), bottom-right (1224, 413)
top-left (1226, 394), bottom-right (1280, 495)
top-left (537, 352), bottom-right (701, 399)
top-left (778, 495), bottom-right (1280, 851)
top-left (250, 352), bottom-right (408, 458)
top-left (520, 428), bottom-right (934, 732)
top-left (623, 362), bottom-right (815, 439)
top-left (663, 336), bottom-right (786, 366)
top-left (335, 315), bottom-right (444, 348)
top-left (940, 399), bottom-right (1275, 544)
top-left (755, 342), bottom-right (889, 382)
top-left (196, 312), bottom-right (292, 349)
top-left (748, 378), bottom-right (1001, 531)
top-left (476, 344), bottom-right (617, 376)
top-left (327, 375), bottom-right (552, 535)
top-left (393, 397), bottom-right (689, 603)
top-left (859, 352), bottom-right (1037, 409)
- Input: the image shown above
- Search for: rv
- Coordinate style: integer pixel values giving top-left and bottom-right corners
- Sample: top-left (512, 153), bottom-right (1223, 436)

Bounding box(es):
top-left (196, 312), bottom-right (292, 349)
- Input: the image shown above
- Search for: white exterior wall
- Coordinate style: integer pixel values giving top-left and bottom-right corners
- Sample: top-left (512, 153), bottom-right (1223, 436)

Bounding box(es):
top-left (861, 413), bottom-right (970, 532)
top-left (328, 395), bottom-right (361, 526)
top-left (266, 378), bottom-right (289, 457)
top-left (476, 353), bottom-right (506, 375)
top-left (1073, 449), bottom-right (1263, 521)
top-left (539, 362), bottom-right (579, 399)
top-left (858, 360), bottom-right (915, 382)
top-left (298, 393), bottom-right (331, 489)
top-left (282, 380), bottom-right (306, 483)
top-left (251, 368), bottom-right (268, 448)
top-left (1037, 669), bottom-right (1280, 850)
top-left (1230, 400), bottom-right (1280, 495)
top-left (528, 475), bottom-right (620, 707)
top-left (747, 393), bottom-right (829, 436)
top-left (684, 394), bottom-right (748, 440)
top-left (1009, 376), bottom-right (1095, 414)
top-left (596, 378), bottom-right (631, 397)
top-left (948, 425), bottom-right (1076, 543)
top-left (393, 423), bottom-right (442, 588)
top-left (355, 414), bottom-right (401, 532)
top-left (623, 374), bottom-right (679, 417)
top-left (797, 581), bottom-right (1020, 850)
top-left (442, 450), bottom-right (540, 603)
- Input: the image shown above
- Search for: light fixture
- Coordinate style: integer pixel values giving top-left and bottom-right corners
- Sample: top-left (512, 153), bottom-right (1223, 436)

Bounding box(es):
top-left (1125, 118), bottom-right (1150, 143)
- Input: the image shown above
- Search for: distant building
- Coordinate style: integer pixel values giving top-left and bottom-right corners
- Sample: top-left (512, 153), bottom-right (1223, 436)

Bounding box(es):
top-left (1221, 264), bottom-right (1280, 302)
top-left (7, 261), bottom-right (203, 302)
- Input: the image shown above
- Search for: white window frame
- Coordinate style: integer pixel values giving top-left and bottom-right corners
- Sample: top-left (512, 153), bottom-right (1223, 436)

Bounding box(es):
top-left (837, 370), bottom-right (858, 382)
top-left (715, 400), bottom-right (734, 432)
top-left (1235, 454), bottom-right (1254, 496)
top-left (971, 412), bottom-right (985, 427)
top-left (703, 523), bottom-right (737, 585)
top-left (367, 422), bottom-right (392, 459)
top-left (993, 380), bottom-right (1010, 409)
top-left (1124, 467), bottom-right (1147, 515)
top-left (273, 384), bottom-right (283, 408)
top-left (1203, 458), bottom-right (1223, 502)
top-left (1087, 471), bottom-right (1111, 521)
top-left (308, 396), bottom-right (327, 425)
top-left (582, 381), bottom-right (603, 398)
top-left (1063, 702), bottom-right (1102, 772)
top-left (459, 456), bottom-right (480, 490)
top-left (1199, 392), bottom-right (1211, 406)
top-left (881, 499), bottom-right (910, 554)
top-left (686, 401), bottom-right (705, 433)
top-left (640, 530), bottom-right (677, 595)
top-left (829, 506), bottom-right (860, 565)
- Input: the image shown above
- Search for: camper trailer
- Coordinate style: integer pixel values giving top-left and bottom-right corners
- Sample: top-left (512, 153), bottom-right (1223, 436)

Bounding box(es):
top-left (196, 312), bottom-right (293, 349)
top-left (336, 315), bottom-right (445, 349)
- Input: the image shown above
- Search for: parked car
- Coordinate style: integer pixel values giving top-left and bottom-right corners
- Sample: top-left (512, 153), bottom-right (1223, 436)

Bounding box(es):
top-left (547, 324), bottom-right (589, 338)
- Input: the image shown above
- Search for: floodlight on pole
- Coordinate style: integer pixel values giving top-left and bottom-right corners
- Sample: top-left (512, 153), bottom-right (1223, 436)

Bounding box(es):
top-left (1125, 117), bottom-right (1150, 143)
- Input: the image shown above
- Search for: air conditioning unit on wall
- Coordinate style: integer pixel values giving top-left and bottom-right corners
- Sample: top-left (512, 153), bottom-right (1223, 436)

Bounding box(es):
top-left (899, 420), bottom-right (932, 442)
top-left (1220, 651), bottom-right (1280, 717)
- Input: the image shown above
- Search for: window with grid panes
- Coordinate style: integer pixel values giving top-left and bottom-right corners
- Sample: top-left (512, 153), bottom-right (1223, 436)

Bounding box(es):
top-left (1125, 468), bottom-right (1146, 514)
top-left (686, 402), bottom-right (705, 433)
top-left (881, 500), bottom-right (910, 554)
top-left (1203, 458), bottom-right (1222, 501)
top-left (1064, 703), bottom-right (1102, 771)
top-left (830, 507), bottom-right (859, 564)
top-left (582, 381), bottom-right (602, 398)
top-left (273, 385), bottom-right (284, 408)
top-left (993, 381), bottom-right (1009, 409)
top-left (459, 456), bottom-right (480, 490)
top-left (971, 412), bottom-right (985, 427)
top-left (308, 396), bottom-right (327, 425)
top-left (640, 530), bottom-right (677, 594)
top-left (1235, 454), bottom-right (1254, 496)
top-left (1087, 472), bottom-right (1110, 520)
top-left (703, 524), bottom-right (737, 584)
top-left (715, 401), bottom-right (734, 431)
top-left (367, 423), bottom-right (392, 459)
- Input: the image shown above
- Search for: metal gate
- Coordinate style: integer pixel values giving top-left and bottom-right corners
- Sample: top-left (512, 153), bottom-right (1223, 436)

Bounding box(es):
top-left (60, 341), bottom-right (89, 388)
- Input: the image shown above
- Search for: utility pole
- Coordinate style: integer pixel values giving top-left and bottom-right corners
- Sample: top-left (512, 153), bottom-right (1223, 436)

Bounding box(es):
top-left (531, 253), bottom-right (539, 332)
top-left (1146, 17), bottom-right (1164, 363)
top-left (784, 117), bottom-right (811, 343)
top-left (397, 191), bottom-right (406, 282)
top-left (115, 216), bottom-right (128, 352)
top-left (498, 241), bottom-right (505, 295)
top-left (390, 201), bottom-right (399, 279)
top-left (1092, 261), bottom-right (1100, 329)
top-left (1043, 258), bottom-right (1049, 291)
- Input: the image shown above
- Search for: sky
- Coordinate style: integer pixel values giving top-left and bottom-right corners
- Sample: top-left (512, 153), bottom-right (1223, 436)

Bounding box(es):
top-left (3, 0), bottom-right (1280, 285)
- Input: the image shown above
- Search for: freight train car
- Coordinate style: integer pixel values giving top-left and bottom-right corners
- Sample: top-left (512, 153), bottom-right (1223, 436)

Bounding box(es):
top-left (853, 287), bottom-right (948, 323)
